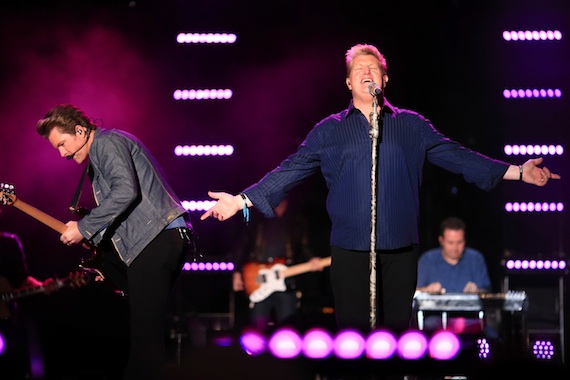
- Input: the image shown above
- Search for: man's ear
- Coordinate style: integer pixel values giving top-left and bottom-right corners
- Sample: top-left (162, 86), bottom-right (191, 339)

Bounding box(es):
top-left (346, 78), bottom-right (352, 90)
top-left (382, 75), bottom-right (389, 88)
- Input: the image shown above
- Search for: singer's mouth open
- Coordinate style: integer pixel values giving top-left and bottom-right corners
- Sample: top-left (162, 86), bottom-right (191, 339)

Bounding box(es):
top-left (362, 79), bottom-right (372, 83)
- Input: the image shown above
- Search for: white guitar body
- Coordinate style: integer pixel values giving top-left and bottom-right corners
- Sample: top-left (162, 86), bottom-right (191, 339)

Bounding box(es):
top-left (249, 263), bottom-right (288, 303)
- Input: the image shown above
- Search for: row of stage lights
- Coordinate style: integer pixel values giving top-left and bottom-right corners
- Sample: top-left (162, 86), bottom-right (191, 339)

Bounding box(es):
top-left (174, 145), bottom-right (235, 156)
top-left (174, 144), bottom-right (563, 157)
top-left (502, 30), bottom-right (562, 41)
top-left (504, 259), bottom-right (567, 271)
top-left (173, 30), bottom-right (562, 44)
top-left (504, 202), bottom-right (564, 213)
top-left (504, 144), bottom-right (563, 156)
top-left (172, 87), bottom-right (561, 101)
top-left (179, 199), bottom-right (565, 213)
top-left (178, 259), bottom-right (567, 272)
top-left (503, 88), bottom-right (561, 99)
top-left (239, 328), bottom-right (559, 362)
top-left (240, 328), bottom-right (461, 361)
top-left (1, 326), bottom-right (555, 363)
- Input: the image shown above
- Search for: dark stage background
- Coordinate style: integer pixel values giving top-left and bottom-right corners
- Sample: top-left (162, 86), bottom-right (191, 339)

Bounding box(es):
top-left (0, 0), bottom-right (568, 377)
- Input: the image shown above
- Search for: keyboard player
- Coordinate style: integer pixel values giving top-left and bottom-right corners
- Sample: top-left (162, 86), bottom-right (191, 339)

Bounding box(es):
top-left (416, 217), bottom-right (493, 334)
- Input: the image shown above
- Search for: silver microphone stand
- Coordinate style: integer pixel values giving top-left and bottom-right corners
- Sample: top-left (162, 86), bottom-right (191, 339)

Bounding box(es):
top-left (368, 86), bottom-right (383, 330)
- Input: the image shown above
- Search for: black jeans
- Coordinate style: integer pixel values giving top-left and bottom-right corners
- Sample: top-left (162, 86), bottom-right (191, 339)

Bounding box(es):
top-left (122, 228), bottom-right (189, 380)
top-left (329, 245), bottom-right (418, 335)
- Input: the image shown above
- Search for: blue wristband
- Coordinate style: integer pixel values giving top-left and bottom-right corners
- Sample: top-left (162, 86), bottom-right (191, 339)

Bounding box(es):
top-left (240, 193), bottom-right (250, 224)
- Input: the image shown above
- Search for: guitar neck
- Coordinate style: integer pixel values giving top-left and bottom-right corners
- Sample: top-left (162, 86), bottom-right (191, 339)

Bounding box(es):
top-left (282, 256), bottom-right (331, 278)
top-left (12, 198), bottom-right (67, 234)
top-left (1, 281), bottom-right (60, 302)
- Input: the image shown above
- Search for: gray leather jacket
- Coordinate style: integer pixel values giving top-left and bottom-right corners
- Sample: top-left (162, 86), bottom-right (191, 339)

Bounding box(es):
top-left (77, 128), bottom-right (188, 266)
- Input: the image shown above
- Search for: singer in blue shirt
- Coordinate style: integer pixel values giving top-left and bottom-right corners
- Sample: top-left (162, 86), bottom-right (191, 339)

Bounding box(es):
top-left (201, 43), bottom-right (560, 334)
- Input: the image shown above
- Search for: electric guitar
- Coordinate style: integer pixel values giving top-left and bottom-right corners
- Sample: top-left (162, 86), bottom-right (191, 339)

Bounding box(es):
top-left (242, 256), bottom-right (331, 303)
top-left (0, 182), bottom-right (104, 279)
top-left (0, 271), bottom-right (90, 319)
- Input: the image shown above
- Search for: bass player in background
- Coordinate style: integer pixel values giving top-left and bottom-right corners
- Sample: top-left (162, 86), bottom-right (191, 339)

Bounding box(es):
top-left (0, 230), bottom-right (56, 379)
top-left (232, 198), bottom-right (326, 333)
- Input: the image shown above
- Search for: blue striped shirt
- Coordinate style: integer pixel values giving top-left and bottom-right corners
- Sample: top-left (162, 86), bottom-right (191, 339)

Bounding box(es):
top-left (244, 100), bottom-right (509, 251)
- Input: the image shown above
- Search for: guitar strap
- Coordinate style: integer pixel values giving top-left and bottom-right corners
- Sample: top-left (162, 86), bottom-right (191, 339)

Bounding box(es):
top-left (69, 159), bottom-right (91, 215)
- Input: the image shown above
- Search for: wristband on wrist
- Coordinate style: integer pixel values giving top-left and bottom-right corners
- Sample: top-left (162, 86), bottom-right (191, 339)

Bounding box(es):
top-left (240, 193), bottom-right (250, 224)
top-left (518, 165), bottom-right (523, 181)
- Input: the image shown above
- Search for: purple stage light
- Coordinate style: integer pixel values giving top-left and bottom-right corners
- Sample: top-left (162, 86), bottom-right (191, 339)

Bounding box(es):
top-left (397, 330), bottom-right (428, 360)
top-left (0, 333), bottom-right (5, 355)
top-left (505, 259), bottom-right (567, 271)
top-left (477, 338), bottom-right (491, 359)
top-left (428, 330), bottom-right (461, 360)
top-left (365, 329), bottom-right (397, 359)
top-left (333, 330), bottom-right (366, 359)
top-left (532, 340), bottom-right (555, 360)
top-left (240, 330), bottom-right (266, 356)
top-left (176, 33), bottom-right (237, 44)
top-left (268, 328), bottom-right (303, 358)
top-left (302, 328), bottom-right (334, 358)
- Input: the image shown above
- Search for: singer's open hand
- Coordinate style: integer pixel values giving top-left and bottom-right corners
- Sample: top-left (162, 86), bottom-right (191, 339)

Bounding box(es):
top-left (200, 191), bottom-right (242, 221)
top-left (521, 157), bottom-right (561, 186)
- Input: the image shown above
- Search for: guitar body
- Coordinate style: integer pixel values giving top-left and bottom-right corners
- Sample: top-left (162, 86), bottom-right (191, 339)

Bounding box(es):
top-left (243, 256), bottom-right (332, 303)
top-left (242, 258), bottom-right (287, 297)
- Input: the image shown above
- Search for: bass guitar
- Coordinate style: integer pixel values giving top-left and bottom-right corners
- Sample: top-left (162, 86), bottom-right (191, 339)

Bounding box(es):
top-left (242, 256), bottom-right (331, 303)
top-left (0, 182), bottom-right (104, 279)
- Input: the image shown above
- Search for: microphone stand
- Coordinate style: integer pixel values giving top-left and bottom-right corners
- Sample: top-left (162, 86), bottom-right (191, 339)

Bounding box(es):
top-left (368, 92), bottom-right (383, 330)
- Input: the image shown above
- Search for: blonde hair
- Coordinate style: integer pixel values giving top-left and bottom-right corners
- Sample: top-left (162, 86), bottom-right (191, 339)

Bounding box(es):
top-left (345, 44), bottom-right (388, 77)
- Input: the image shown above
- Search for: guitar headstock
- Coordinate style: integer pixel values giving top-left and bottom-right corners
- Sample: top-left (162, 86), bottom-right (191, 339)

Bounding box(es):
top-left (0, 182), bottom-right (16, 206)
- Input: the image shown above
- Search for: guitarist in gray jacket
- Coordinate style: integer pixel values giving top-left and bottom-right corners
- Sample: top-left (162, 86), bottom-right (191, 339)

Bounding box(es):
top-left (36, 104), bottom-right (195, 380)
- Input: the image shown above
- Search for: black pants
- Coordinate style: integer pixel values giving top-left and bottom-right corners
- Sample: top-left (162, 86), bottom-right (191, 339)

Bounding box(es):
top-left (250, 291), bottom-right (299, 333)
top-left (329, 245), bottom-right (418, 335)
top-left (117, 228), bottom-right (189, 380)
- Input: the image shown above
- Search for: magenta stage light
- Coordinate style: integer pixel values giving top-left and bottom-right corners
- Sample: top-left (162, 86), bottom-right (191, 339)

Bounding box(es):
top-left (503, 88), bottom-right (561, 99)
top-left (333, 329), bottom-right (366, 359)
top-left (181, 200), bottom-right (217, 212)
top-left (502, 30), bottom-right (562, 41)
top-left (175, 145), bottom-right (235, 157)
top-left (176, 33), bottom-right (237, 44)
top-left (477, 337), bottom-right (491, 359)
top-left (240, 330), bottom-right (267, 356)
top-left (268, 328), bottom-right (303, 359)
top-left (397, 330), bottom-right (428, 360)
top-left (504, 202), bottom-right (564, 213)
top-left (428, 330), bottom-right (461, 360)
top-left (503, 144), bottom-right (564, 156)
top-left (302, 328), bottom-right (334, 359)
top-left (505, 259), bottom-right (567, 271)
top-left (365, 329), bottom-right (397, 359)
top-left (0, 333), bottom-right (5, 355)
top-left (532, 340), bottom-right (555, 360)
top-left (173, 89), bottom-right (233, 100)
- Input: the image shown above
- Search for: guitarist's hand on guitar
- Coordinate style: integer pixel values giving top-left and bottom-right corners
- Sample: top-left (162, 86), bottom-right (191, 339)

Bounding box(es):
top-left (309, 257), bottom-right (325, 272)
top-left (60, 220), bottom-right (84, 246)
top-left (41, 277), bottom-right (59, 294)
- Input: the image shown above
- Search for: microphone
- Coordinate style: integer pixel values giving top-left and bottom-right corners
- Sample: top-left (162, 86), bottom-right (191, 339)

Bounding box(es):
top-left (368, 82), bottom-right (383, 97)
top-left (66, 129), bottom-right (91, 160)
